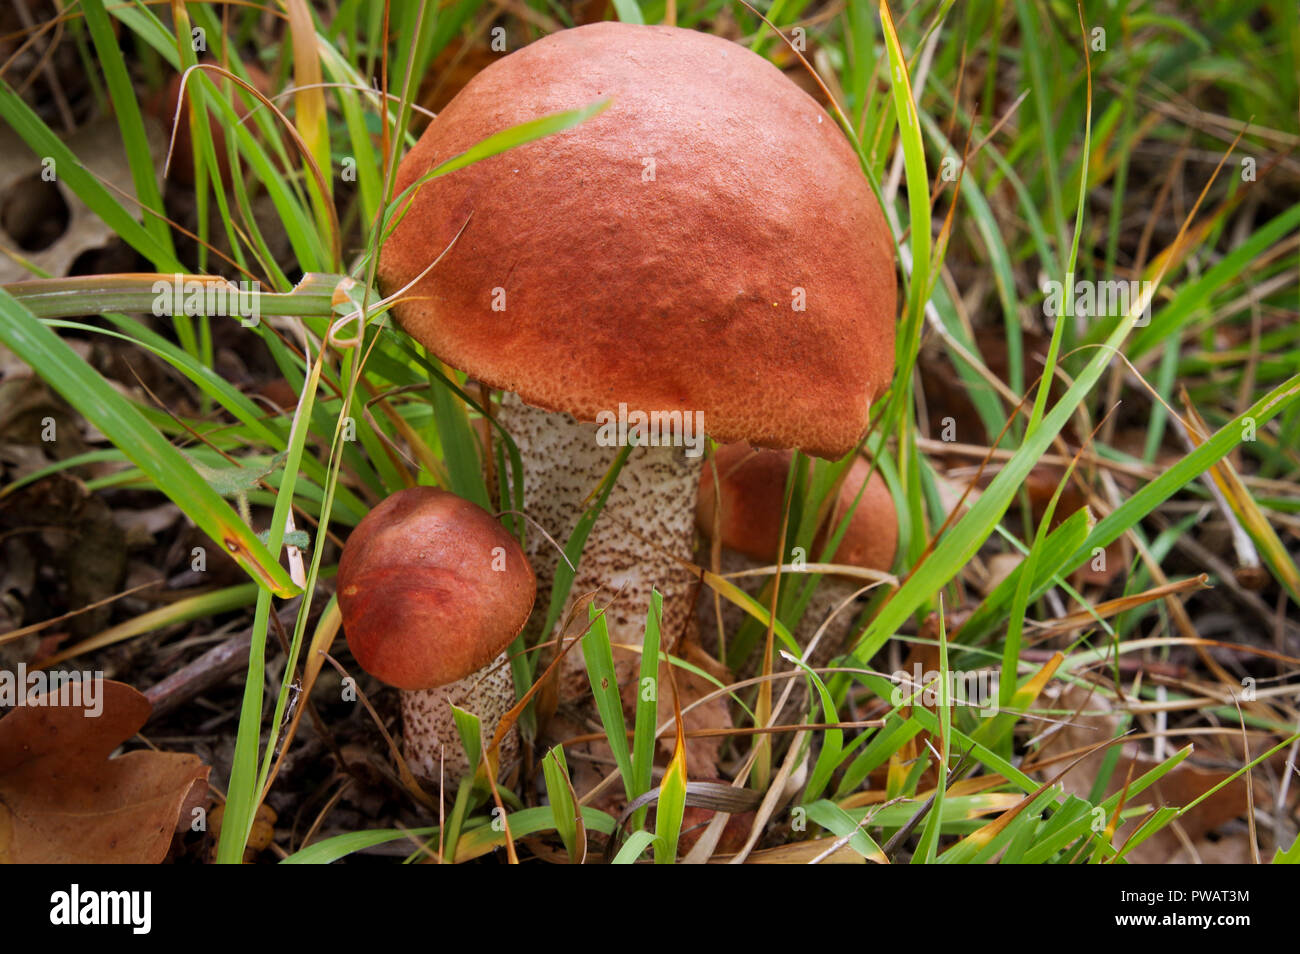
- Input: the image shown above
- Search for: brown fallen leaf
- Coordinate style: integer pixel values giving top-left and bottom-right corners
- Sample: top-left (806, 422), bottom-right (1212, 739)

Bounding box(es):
top-left (0, 679), bottom-right (208, 863)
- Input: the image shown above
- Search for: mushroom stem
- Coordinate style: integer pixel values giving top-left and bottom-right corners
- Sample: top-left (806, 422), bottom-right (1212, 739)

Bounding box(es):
top-left (698, 556), bottom-right (863, 672)
top-left (794, 579), bottom-right (871, 664)
top-left (401, 650), bottom-right (518, 784)
top-left (496, 392), bottom-right (702, 691)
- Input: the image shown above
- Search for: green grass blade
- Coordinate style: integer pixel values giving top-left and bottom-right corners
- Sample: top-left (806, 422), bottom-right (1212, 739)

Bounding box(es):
top-left (79, 0), bottom-right (175, 261)
top-left (611, 0), bottom-right (645, 25)
top-left (541, 745), bottom-right (579, 860)
top-left (612, 830), bottom-right (656, 864)
top-left (452, 706), bottom-right (485, 783)
top-left (912, 605), bottom-right (950, 864)
top-left (804, 800), bottom-right (885, 861)
top-left (582, 604), bottom-right (635, 799)
top-left (0, 289), bottom-right (297, 595)
top-left (279, 827), bottom-right (439, 864)
top-left (631, 589), bottom-right (664, 829)
top-left (653, 745), bottom-right (687, 864)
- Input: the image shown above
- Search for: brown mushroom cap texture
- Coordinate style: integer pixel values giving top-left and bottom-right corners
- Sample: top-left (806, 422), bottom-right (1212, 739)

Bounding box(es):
top-left (697, 443), bottom-right (898, 572)
top-left (379, 22), bottom-right (896, 460)
top-left (337, 487), bottom-right (536, 691)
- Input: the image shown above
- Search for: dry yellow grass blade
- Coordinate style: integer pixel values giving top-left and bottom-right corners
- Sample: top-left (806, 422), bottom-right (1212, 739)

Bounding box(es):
top-left (282, 0), bottom-right (331, 197)
top-left (839, 773), bottom-right (1009, 809)
top-left (1010, 651), bottom-right (1065, 710)
top-left (721, 562), bottom-right (899, 586)
top-left (361, 380), bottom-right (452, 488)
top-left (696, 569), bottom-right (797, 646)
top-left (723, 838), bottom-right (869, 864)
top-left (1027, 575), bottom-right (1211, 636)
top-left (1181, 390), bottom-right (1300, 605)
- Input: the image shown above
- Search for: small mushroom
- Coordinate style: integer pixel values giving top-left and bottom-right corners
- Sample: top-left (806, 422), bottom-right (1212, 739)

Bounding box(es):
top-left (336, 486), bottom-right (536, 787)
top-left (378, 23), bottom-right (895, 695)
top-left (696, 442), bottom-right (898, 668)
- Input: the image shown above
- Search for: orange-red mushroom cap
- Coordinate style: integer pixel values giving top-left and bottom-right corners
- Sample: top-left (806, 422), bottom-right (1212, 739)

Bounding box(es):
top-left (697, 443), bottom-right (897, 573)
top-left (379, 22), bottom-right (896, 460)
top-left (337, 487), bottom-right (536, 691)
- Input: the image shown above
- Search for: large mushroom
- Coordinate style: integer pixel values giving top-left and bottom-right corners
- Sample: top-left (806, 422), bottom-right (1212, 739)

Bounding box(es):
top-left (337, 486), bottom-right (536, 786)
top-left (696, 442), bottom-right (899, 668)
top-left (378, 23), bottom-right (895, 692)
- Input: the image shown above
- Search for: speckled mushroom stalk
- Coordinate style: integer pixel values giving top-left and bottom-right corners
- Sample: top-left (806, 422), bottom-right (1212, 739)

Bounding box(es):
top-left (794, 458), bottom-right (899, 663)
top-left (496, 392), bottom-right (702, 689)
top-left (399, 652), bottom-right (518, 783)
top-left (337, 487), bottom-right (536, 789)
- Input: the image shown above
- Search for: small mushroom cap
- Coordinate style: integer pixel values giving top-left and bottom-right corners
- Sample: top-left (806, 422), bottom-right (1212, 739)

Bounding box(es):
top-left (697, 443), bottom-right (897, 573)
top-left (337, 487), bottom-right (536, 691)
top-left (379, 22), bottom-right (896, 460)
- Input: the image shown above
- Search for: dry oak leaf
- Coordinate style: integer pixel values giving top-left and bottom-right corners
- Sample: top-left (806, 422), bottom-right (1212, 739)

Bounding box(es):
top-left (0, 680), bottom-right (208, 863)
